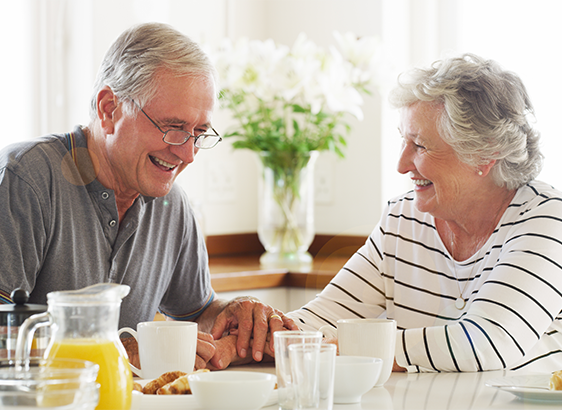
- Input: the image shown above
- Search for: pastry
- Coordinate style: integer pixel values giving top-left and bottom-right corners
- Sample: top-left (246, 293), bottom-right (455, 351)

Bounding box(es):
top-left (550, 370), bottom-right (562, 390)
top-left (157, 369), bottom-right (210, 395)
top-left (142, 371), bottom-right (187, 395)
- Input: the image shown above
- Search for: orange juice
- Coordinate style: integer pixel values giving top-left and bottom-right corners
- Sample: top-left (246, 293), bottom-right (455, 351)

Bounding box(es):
top-left (48, 339), bottom-right (132, 410)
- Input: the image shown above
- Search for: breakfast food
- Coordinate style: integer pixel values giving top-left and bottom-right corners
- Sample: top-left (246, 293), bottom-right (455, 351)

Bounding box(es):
top-left (138, 369), bottom-right (211, 395)
top-left (550, 370), bottom-right (562, 390)
top-left (157, 369), bottom-right (210, 394)
top-left (142, 371), bottom-right (187, 395)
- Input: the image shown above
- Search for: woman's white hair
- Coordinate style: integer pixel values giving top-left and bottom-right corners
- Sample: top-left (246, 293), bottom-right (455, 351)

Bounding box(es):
top-left (89, 22), bottom-right (218, 121)
top-left (389, 53), bottom-right (543, 190)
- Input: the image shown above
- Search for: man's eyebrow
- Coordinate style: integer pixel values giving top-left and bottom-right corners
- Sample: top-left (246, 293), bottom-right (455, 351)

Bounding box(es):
top-left (161, 116), bottom-right (212, 129)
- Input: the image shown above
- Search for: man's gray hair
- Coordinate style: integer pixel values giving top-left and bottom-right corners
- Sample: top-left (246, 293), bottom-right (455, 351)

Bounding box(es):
top-left (389, 53), bottom-right (543, 190)
top-left (89, 22), bottom-right (218, 121)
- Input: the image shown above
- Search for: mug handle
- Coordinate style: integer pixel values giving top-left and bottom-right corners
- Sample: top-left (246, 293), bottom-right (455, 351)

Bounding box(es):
top-left (118, 327), bottom-right (143, 378)
top-left (319, 325), bottom-right (337, 339)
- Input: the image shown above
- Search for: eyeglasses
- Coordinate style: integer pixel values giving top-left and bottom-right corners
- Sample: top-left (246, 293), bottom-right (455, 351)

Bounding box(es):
top-left (132, 99), bottom-right (222, 149)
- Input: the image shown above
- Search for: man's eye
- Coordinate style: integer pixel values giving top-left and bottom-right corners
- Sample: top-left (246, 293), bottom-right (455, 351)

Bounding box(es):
top-left (415, 143), bottom-right (426, 150)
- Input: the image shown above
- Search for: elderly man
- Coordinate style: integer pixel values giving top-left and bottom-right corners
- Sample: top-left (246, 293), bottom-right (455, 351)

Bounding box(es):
top-left (0, 22), bottom-right (295, 370)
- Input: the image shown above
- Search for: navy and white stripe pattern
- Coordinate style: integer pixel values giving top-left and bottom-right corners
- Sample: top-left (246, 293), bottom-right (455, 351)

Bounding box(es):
top-left (288, 180), bottom-right (562, 373)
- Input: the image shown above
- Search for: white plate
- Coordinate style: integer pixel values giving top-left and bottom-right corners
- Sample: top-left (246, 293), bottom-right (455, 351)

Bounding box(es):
top-left (485, 374), bottom-right (562, 403)
top-left (132, 378), bottom-right (278, 410)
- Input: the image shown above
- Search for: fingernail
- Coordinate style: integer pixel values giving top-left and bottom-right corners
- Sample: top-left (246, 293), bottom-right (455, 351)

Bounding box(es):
top-left (240, 348), bottom-right (247, 358)
top-left (218, 360), bottom-right (223, 368)
top-left (255, 351), bottom-right (262, 361)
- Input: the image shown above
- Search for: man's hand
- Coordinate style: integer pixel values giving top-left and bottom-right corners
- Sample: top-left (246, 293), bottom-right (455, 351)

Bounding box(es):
top-left (209, 296), bottom-right (298, 362)
top-left (120, 336), bottom-right (140, 370)
top-left (207, 334), bottom-right (276, 370)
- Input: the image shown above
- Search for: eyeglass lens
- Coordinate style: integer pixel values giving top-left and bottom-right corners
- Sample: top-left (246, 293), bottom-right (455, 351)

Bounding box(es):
top-left (163, 130), bottom-right (221, 149)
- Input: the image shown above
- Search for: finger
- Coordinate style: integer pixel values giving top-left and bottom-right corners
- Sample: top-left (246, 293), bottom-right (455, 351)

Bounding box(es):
top-left (282, 315), bottom-right (299, 331)
top-left (194, 354), bottom-right (207, 370)
top-left (233, 300), bottom-right (256, 359)
top-left (209, 335), bottom-right (238, 369)
top-left (196, 332), bottom-right (216, 364)
top-left (198, 331), bottom-right (215, 343)
top-left (210, 310), bottom-right (234, 340)
top-left (247, 307), bottom-right (270, 362)
top-left (267, 312), bottom-right (291, 352)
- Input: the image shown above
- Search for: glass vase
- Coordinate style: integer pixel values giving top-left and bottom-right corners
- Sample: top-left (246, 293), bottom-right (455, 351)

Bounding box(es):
top-left (257, 150), bottom-right (318, 272)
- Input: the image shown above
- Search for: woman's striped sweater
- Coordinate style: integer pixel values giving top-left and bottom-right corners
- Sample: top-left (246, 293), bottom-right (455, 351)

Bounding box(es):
top-left (288, 180), bottom-right (562, 373)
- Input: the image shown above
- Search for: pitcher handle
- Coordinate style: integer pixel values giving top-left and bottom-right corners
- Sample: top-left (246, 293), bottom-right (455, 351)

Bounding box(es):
top-left (319, 325), bottom-right (337, 339)
top-left (15, 311), bottom-right (52, 365)
top-left (118, 327), bottom-right (143, 378)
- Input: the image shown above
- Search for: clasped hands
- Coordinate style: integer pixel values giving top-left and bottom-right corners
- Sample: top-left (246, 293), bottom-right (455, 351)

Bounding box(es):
top-left (195, 296), bottom-right (298, 370)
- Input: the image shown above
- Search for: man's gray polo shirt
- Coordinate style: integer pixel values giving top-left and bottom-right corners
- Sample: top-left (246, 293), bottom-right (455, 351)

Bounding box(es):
top-left (0, 126), bottom-right (213, 328)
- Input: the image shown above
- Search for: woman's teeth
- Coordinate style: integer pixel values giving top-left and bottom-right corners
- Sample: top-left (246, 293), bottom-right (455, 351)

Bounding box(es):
top-left (413, 179), bottom-right (432, 186)
top-left (151, 156), bottom-right (176, 170)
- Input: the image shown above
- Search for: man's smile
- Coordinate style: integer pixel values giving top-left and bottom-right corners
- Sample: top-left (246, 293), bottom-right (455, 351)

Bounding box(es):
top-left (150, 155), bottom-right (177, 171)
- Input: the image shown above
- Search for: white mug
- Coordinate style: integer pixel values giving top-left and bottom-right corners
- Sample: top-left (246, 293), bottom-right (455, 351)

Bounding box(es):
top-left (118, 321), bottom-right (198, 379)
top-left (320, 318), bottom-right (396, 386)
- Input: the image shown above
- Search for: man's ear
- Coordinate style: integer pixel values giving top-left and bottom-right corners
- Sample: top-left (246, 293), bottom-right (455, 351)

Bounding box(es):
top-left (96, 86), bottom-right (119, 134)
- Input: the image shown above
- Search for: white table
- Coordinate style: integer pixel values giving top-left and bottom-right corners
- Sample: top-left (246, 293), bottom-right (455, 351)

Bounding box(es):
top-left (241, 363), bottom-right (559, 410)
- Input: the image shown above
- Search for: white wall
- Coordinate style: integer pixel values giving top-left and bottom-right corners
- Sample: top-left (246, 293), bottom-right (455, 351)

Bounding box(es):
top-left (3, 0), bottom-right (560, 240)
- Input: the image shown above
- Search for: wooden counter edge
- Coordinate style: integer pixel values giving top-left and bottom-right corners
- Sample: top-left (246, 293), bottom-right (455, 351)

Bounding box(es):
top-left (211, 269), bottom-right (336, 293)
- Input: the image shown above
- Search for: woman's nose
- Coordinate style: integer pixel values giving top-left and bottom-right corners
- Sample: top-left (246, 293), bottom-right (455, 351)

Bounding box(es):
top-left (396, 140), bottom-right (414, 175)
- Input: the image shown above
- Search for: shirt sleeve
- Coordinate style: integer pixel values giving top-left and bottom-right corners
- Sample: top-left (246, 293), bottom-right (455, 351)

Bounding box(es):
top-left (0, 158), bottom-right (50, 299)
top-left (287, 225), bottom-right (388, 332)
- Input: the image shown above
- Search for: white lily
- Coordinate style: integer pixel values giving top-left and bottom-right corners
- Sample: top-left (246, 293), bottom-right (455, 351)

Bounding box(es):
top-left (208, 31), bottom-right (382, 156)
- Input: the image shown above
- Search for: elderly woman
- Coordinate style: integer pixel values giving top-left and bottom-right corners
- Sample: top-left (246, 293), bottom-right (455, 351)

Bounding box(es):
top-left (288, 53), bottom-right (562, 373)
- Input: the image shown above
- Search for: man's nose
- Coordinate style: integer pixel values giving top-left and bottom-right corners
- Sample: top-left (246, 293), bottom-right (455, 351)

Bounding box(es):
top-left (170, 138), bottom-right (197, 164)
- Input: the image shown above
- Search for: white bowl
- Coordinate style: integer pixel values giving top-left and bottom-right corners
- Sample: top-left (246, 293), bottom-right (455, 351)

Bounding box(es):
top-left (188, 371), bottom-right (276, 410)
top-left (334, 356), bottom-right (382, 404)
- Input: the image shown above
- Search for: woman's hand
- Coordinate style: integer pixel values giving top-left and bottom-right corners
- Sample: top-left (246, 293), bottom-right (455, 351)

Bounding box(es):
top-left (194, 331), bottom-right (217, 370)
top-left (393, 358), bottom-right (406, 372)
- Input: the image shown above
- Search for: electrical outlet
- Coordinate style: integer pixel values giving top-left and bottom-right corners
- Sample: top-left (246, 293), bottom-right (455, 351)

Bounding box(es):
top-left (315, 157), bottom-right (335, 204)
top-left (206, 161), bottom-right (236, 203)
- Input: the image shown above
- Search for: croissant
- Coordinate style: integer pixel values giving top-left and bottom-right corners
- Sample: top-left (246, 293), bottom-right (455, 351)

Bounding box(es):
top-left (157, 369), bottom-right (210, 395)
top-left (550, 370), bottom-right (562, 391)
top-left (142, 371), bottom-right (187, 395)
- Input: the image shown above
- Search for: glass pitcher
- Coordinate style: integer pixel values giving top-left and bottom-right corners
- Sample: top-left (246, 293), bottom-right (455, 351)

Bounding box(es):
top-left (16, 283), bottom-right (133, 410)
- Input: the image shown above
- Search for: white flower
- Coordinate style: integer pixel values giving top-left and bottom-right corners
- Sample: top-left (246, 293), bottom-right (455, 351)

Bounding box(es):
top-left (208, 31), bottom-right (381, 155)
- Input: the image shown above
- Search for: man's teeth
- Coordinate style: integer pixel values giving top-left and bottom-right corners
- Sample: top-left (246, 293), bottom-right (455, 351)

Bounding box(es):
top-left (413, 179), bottom-right (432, 186)
top-left (152, 156), bottom-right (176, 169)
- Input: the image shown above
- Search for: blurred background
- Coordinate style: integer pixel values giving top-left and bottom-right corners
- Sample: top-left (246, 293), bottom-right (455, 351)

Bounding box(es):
top-left (1, 0), bottom-right (560, 239)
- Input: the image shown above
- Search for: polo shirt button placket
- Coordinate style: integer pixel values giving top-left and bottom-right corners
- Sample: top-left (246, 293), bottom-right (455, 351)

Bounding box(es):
top-left (109, 220), bottom-right (117, 227)
top-left (101, 191), bottom-right (110, 200)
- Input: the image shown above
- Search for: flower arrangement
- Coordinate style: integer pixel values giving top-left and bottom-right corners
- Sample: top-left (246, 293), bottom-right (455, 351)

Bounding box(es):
top-left (208, 33), bottom-right (382, 265)
top-left (211, 31), bottom-right (382, 160)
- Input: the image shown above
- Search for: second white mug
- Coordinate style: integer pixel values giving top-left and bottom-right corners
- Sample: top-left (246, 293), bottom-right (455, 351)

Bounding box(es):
top-left (320, 318), bottom-right (396, 386)
top-left (118, 320), bottom-right (198, 379)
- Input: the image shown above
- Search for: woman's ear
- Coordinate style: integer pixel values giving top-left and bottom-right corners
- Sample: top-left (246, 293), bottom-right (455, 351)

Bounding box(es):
top-left (478, 159), bottom-right (496, 177)
top-left (96, 87), bottom-right (118, 134)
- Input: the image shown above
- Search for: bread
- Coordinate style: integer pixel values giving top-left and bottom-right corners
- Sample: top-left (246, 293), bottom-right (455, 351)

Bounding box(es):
top-left (550, 370), bottom-right (562, 390)
top-left (157, 369), bottom-right (210, 395)
top-left (142, 371), bottom-right (187, 395)
top-left (132, 381), bottom-right (143, 392)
